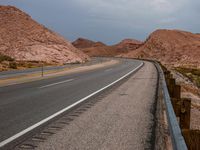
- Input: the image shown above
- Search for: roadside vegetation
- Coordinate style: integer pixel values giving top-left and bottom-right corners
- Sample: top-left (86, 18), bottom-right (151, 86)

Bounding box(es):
top-left (0, 54), bottom-right (14, 62)
top-left (175, 67), bottom-right (200, 88)
top-left (0, 53), bottom-right (50, 71)
top-left (0, 53), bottom-right (17, 70)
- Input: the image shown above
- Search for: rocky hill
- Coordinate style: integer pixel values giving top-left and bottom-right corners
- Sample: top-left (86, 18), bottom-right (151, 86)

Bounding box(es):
top-left (121, 29), bottom-right (200, 68)
top-left (72, 38), bottom-right (106, 49)
top-left (73, 38), bottom-right (142, 57)
top-left (72, 38), bottom-right (96, 48)
top-left (113, 39), bottom-right (142, 51)
top-left (0, 6), bottom-right (89, 65)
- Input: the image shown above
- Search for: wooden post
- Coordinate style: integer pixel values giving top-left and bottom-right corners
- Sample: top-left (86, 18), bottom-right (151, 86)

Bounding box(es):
top-left (180, 98), bottom-right (191, 129)
top-left (171, 84), bottom-right (181, 116)
top-left (171, 98), bottom-right (181, 117)
top-left (182, 129), bottom-right (200, 150)
top-left (166, 78), bottom-right (170, 87)
top-left (173, 85), bottom-right (181, 99)
top-left (168, 78), bottom-right (175, 97)
top-left (164, 70), bottom-right (170, 78)
top-left (169, 74), bottom-right (173, 79)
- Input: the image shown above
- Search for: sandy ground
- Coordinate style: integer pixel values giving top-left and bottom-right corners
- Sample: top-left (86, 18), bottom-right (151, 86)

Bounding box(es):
top-left (32, 62), bottom-right (158, 150)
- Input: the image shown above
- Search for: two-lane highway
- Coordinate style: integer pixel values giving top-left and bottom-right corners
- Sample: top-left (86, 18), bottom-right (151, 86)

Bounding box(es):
top-left (0, 58), bottom-right (143, 148)
top-left (0, 57), bottom-right (108, 79)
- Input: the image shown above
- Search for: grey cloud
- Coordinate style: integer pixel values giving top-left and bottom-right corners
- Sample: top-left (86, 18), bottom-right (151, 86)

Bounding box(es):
top-left (0, 0), bottom-right (199, 44)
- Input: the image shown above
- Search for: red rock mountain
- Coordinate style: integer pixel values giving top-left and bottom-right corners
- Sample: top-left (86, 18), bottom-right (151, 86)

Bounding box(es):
top-left (73, 38), bottom-right (142, 57)
top-left (72, 38), bottom-right (106, 48)
top-left (0, 6), bottom-right (89, 64)
top-left (113, 39), bottom-right (142, 51)
top-left (122, 29), bottom-right (200, 67)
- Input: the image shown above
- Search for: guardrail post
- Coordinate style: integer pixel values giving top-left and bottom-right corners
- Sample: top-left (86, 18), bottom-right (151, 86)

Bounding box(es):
top-left (182, 129), bottom-right (200, 150)
top-left (180, 98), bottom-right (191, 129)
top-left (168, 78), bottom-right (176, 97)
top-left (170, 74), bottom-right (173, 79)
top-left (164, 70), bottom-right (171, 79)
top-left (166, 78), bottom-right (170, 87)
top-left (171, 98), bottom-right (181, 117)
top-left (173, 85), bottom-right (181, 99)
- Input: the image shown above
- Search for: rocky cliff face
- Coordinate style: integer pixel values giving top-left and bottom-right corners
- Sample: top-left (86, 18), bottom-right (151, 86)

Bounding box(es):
top-left (122, 29), bottom-right (200, 68)
top-left (0, 6), bottom-right (89, 64)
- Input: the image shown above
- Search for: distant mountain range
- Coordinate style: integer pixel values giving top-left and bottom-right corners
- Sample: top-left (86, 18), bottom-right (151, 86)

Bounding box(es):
top-left (72, 38), bottom-right (142, 57)
top-left (73, 30), bottom-right (200, 68)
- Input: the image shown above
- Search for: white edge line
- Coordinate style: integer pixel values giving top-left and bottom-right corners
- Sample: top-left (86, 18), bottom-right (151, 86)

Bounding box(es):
top-left (39, 79), bottom-right (74, 89)
top-left (0, 62), bottom-right (144, 148)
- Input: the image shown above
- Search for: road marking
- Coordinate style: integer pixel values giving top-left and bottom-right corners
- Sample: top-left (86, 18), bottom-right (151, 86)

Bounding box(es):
top-left (39, 79), bottom-right (74, 89)
top-left (0, 62), bottom-right (144, 148)
top-left (104, 68), bottom-right (113, 72)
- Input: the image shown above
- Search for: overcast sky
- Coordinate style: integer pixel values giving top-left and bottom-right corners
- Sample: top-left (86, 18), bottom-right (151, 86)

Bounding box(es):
top-left (0, 0), bottom-right (200, 44)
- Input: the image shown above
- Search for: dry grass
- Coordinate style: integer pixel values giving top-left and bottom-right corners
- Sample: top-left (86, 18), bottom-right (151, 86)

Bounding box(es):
top-left (0, 54), bottom-right (51, 71)
top-left (175, 67), bottom-right (200, 88)
top-left (0, 54), bottom-right (14, 62)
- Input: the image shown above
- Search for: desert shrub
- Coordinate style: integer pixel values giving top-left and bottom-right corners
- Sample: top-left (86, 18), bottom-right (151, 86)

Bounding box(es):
top-left (9, 62), bottom-right (17, 69)
top-left (140, 54), bottom-right (144, 58)
top-left (191, 69), bottom-right (200, 76)
top-left (26, 63), bottom-right (36, 68)
top-left (70, 61), bottom-right (81, 64)
top-left (29, 60), bottom-right (40, 63)
top-left (175, 67), bottom-right (200, 88)
top-left (16, 61), bottom-right (45, 69)
top-left (0, 54), bottom-right (14, 62)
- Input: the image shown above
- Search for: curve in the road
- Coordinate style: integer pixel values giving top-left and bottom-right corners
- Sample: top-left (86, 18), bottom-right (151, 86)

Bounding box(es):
top-left (0, 59), bottom-right (143, 148)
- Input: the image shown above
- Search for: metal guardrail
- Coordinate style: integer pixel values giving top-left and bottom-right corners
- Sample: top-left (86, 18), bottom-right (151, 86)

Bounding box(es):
top-left (99, 57), bottom-right (188, 149)
top-left (155, 62), bottom-right (188, 150)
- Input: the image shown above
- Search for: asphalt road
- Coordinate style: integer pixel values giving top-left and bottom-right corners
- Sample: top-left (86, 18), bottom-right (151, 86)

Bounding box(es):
top-left (0, 58), bottom-right (142, 146)
top-left (36, 61), bottom-right (157, 150)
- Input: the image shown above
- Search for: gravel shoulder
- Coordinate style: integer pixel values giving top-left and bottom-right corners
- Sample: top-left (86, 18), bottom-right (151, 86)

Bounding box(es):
top-left (35, 62), bottom-right (158, 150)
